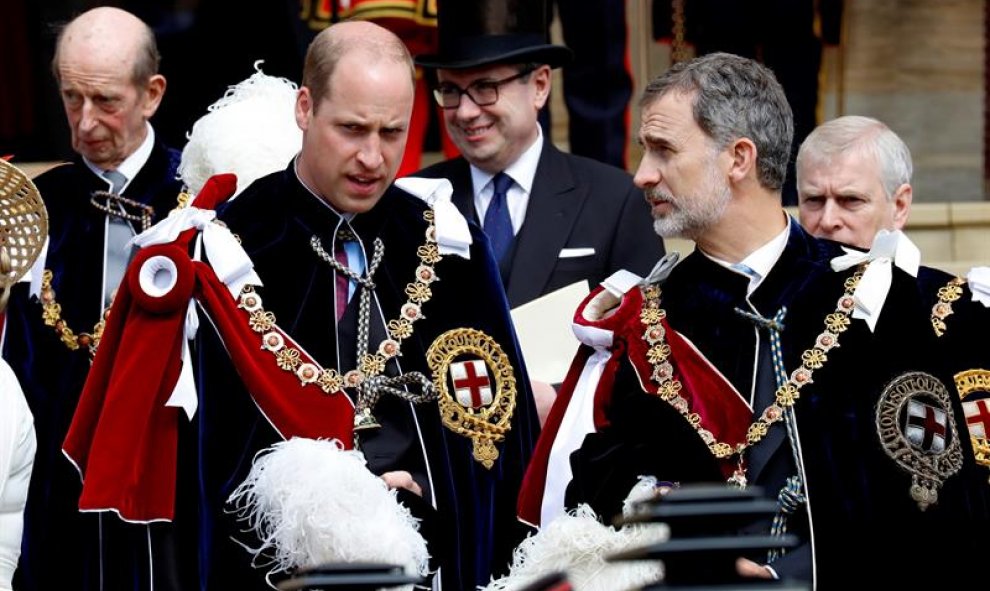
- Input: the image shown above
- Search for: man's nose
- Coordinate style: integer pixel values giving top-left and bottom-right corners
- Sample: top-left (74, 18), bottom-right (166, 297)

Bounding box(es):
top-left (454, 92), bottom-right (483, 119)
top-left (633, 155), bottom-right (660, 190)
top-left (819, 200), bottom-right (843, 229)
top-left (356, 135), bottom-right (384, 169)
top-left (79, 100), bottom-right (99, 132)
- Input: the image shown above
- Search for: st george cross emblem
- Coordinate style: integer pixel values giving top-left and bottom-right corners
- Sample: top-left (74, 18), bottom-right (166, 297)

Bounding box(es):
top-left (905, 399), bottom-right (947, 453)
top-left (451, 359), bottom-right (494, 409)
top-left (876, 371), bottom-right (963, 510)
top-left (963, 397), bottom-right (990, 439)
top-left (427, 328), bottom-right (517, 468)
top-left (954, 369), bottom-right (990, 470)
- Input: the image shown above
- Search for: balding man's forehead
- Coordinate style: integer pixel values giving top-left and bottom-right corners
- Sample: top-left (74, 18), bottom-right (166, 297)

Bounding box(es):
top-left (63, 7), bottom-right (147, 45)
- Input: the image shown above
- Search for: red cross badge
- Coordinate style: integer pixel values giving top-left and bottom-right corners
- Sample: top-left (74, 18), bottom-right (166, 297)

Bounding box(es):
top-left (876, 371), bottom-right (962, 510)
top-left (427, 328), bottom-right (518, 468)
top-left (451, 359), bottom-right (494, 409)
top-left (963, 397), bottom-right (990, 439)
top-left (905, 399), bottom-right (947, 453)
top-left (954, 369), bottom-right (990, 469)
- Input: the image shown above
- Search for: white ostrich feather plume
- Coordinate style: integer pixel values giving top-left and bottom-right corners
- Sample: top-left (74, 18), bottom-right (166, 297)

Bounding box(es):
top-left (482, 497), bottom-right (669, 591)
top-left (227, 437), bottom-right (429, 582)
top-left (623, 475), bottom-right (662, 515)
top-left (178, 61), bottom-right (301, 198)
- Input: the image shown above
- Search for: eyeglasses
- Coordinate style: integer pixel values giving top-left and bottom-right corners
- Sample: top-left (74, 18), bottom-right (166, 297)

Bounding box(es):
top-left (433, 69), bottom-right (534, 109)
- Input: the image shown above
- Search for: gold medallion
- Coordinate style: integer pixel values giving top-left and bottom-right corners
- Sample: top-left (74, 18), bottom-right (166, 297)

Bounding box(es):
top-left (876, 371), bottom-right (963, 510)
top-left (427, 328), bottom-right (516, 468)
top-left (954, 368), bottom-right (990, 472)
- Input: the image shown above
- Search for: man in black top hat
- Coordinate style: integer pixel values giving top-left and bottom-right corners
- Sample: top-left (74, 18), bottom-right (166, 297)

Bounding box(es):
top-left (414, 0), bottom-right (664, 311)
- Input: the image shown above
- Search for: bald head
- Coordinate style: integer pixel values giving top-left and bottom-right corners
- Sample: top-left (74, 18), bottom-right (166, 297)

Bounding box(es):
top-left (51, 7), bottom-right (166, 169)
top-left (53, 7), bottom-right (160, 86)
top-left (302, 20), bottom-right (415, 110)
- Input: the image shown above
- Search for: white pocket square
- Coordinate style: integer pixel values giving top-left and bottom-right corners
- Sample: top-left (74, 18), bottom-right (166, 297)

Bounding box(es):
top-left (559, 247), bottom-right (595, 259)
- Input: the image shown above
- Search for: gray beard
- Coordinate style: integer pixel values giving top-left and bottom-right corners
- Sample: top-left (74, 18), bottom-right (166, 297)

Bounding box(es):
top-left (650, 184), bottom-right (731, 240)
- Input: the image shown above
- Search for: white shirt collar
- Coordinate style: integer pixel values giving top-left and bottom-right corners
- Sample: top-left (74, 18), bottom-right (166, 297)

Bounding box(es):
top-left (469, 124), bottom-right (543, 198)
top-left (736, 220), bottom-right (790, 282)
top-left (84, 122), bottom-right (156, 191)
top-left (708, 215), bottom-right (790, 294)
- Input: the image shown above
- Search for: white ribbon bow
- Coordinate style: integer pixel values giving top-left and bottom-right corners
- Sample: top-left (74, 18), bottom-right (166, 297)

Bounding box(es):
top-left (163, 299), bottom-right (200, 420)
top-left (580, 269), bottom-right (643, 324)
top-left (130, 205), bottom-right (263, 420)
top-left (394, 177), bottom-right (472, 259)
top-left (130, 206), bottom-right (262, 297)
top-left (830, 229), bottom-right (921, 332)
top-left (966, 266), bottom-right (990, 307)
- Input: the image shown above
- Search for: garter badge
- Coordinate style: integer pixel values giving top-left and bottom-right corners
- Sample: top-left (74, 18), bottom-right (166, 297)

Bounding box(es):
top-left (876, 371), bottom-right (963, 510)
top-left (954, 369), bottom-right (990, 471)
top-left (427, 328), bottom-right (516, 468)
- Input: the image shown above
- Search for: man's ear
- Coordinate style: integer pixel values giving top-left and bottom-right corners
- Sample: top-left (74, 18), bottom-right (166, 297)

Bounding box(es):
top-left (891, 182), bottom-right (913, 229)
top-left (531, 65), bottom-right (552, 110)
top-left (295, 87), bottom-right (312, 132)
top-left (727, 137), bottom-right (758, 184)
top-left (141, 74), bottom-right (166, 118)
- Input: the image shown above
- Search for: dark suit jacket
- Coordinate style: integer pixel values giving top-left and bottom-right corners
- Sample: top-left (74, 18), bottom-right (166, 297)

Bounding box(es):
top-left (416, 138), bottom-right (664, 308)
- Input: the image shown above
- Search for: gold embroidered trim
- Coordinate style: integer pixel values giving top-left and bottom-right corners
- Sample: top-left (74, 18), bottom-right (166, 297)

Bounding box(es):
top-left (39, 269), bottom-right (108, 357)
top-left (642, 267), bottom-right (865, 461)
top-left (427, 328), bottom-right (516, 468)
top-left (932, 277), bottom-right (964, 337)
top-left (240, 209), bottom-right (440, 395)
top-left (175, 191), bottom-right (193, 209)
top-left (876, 371), bottom-right (963, 510)
top-left (41, 192), bottom-right (189, 357)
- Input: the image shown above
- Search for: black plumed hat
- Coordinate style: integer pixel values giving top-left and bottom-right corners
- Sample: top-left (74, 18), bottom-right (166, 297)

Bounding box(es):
top-left (415, 0), bottom-right (572, 70)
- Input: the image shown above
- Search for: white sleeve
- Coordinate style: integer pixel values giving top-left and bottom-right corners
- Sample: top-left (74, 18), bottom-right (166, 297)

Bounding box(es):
top-left (0, 360), bottom-right (36, 590)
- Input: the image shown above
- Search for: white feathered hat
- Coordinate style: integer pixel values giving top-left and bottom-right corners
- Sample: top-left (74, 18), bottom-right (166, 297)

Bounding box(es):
top-left (178, 62), bottom-right (302, 199)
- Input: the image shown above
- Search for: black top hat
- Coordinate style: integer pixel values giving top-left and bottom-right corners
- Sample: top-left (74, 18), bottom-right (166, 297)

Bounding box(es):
top-left (415, 0), bottom-right (572, 70)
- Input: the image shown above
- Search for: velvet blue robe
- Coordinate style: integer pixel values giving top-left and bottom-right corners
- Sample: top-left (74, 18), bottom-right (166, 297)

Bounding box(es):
top-left (566, 220), bottom-right (989, 586)
top-left (4, 141), bottom-right (182, 591)
top-left (155, 165), bottom-right (539, 590)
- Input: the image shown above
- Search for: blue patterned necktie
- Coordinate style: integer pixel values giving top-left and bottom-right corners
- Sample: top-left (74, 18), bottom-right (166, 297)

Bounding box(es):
top-left (483, 172), bottom-right (515, 263)
top-left (103, 169), bottom-right (134, 307)
top-left (732, 262), bottom-right (760, 295)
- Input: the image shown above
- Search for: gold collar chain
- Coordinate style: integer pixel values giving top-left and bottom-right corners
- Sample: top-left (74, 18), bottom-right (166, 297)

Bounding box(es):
top-left (239, 209), bottom-right (442, 412)
top-left (39, 269), bottom-right (108, 358)
top-left (41, 191), bottom-right (166, 357)
top-left (931, 276), bottom-right (964, 337)
top-left (642, 267), bottom-right (865, 466)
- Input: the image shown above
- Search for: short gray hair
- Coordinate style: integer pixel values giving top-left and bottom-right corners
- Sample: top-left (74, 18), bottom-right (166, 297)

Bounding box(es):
top-left (641, 52), bottom-right (794, 191)
top-left (796, 115), bottom-right (912, 200)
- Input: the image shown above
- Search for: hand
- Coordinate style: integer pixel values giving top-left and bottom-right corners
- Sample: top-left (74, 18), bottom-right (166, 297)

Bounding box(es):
top-left (736, 557), bottom-right (773, 579)
top-left (531, 379), bottom-right (557, 427)
top-left (380, 470), bottom-right (423, 497)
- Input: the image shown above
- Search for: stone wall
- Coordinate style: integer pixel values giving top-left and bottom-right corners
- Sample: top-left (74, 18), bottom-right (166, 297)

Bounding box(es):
top-left (822, 0), bottom-right (985, 203)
